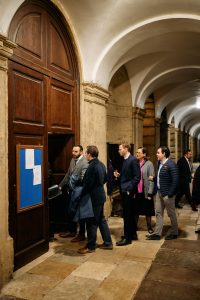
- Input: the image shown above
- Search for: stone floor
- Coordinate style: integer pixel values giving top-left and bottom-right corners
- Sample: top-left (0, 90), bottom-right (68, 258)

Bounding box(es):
top-left (1, 203), bottom-right (200, 300)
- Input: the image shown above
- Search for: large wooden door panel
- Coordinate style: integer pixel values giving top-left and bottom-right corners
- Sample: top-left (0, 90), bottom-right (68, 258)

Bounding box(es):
top-left (11, 67), bottom-right (45, 124)
top-left (8, 0), bottom-right (79, 270)
top-left (48, 78), bottom-right (75, 133)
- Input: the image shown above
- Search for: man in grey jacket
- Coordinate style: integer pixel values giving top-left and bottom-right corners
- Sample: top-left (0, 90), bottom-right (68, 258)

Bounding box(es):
top-left (59, 145), bottom-right (88, 241)
top-left (146, 146), bottom-right (179, 240)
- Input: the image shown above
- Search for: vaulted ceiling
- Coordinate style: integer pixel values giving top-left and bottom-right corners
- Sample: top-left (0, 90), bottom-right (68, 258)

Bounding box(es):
top-left (1, 0), bottom-right (200, 137)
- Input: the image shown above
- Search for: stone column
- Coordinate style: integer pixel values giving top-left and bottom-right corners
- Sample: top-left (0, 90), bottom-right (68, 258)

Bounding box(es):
top-left (155, 118), bottom-right (161, 150)
top-left (132, 107), bottom-right (145, 153)
top-left (168, 124), bottom-right (176, 161)
top-left (0, 35), bottom-right (16, 289)
top-left (81, 83), bottom-right (110, 164)
top-left (174, 128), bottom-right (182, 162)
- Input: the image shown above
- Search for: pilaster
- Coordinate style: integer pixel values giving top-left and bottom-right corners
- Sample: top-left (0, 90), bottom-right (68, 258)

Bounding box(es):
top-left (81, 82), bottom-right (110, 165)
top-left (0, 34), bottom-right (16, 290)
top-left (132, 107), bottom-right (145, 152)
top-left (168, 124), bottom-right (176, 161)
top-left (155, 118), bottom-right (161, 150)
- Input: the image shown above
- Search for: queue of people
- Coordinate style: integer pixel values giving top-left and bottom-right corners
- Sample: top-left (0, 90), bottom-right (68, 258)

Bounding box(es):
top-left (57, 143), bottom-right (199, 254)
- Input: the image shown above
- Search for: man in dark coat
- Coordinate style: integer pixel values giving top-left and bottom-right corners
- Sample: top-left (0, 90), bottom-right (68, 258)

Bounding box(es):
top-left (147, 146), bottom-right (179, 240)
top-left (175, 149), bottom-right (197, 211)
top-left (78, 145), bottom-right (113, 254)
top-left (59, 145), bottom-right (88, 240)
top-left (114, 143), bottom-right (140, 246)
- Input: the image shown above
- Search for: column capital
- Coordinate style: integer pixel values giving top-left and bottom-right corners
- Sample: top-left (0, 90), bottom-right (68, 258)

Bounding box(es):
top-left (0, 34), bottom-right (17, 70)
top-left (132, 106), bottom-right (146, 119)
top-left (82, 82), bottom-right (110, 107)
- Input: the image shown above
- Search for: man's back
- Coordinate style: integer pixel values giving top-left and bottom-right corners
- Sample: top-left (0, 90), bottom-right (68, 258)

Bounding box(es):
top-left (177, 156), bottom-right (191, 183)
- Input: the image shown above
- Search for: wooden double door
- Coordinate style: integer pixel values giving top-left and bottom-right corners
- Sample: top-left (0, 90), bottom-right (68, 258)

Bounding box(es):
top-left (8, 0), bottom-right (79, 269)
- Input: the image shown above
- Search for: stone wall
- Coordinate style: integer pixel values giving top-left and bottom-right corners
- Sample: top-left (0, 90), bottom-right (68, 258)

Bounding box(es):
top-left (107, 66), bottom-right (133, 145)
top-left (0, 35), bottom-right (16, 291)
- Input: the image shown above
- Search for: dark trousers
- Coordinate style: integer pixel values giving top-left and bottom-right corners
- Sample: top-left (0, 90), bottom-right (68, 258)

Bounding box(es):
top-left (86, 205), bottom-right (112, 250)
top-left (121, 192), bottom-right (137, 240)
top-left (175, 183), bottom-right (192, 206)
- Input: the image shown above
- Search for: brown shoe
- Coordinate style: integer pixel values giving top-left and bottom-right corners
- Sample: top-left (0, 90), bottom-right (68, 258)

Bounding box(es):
top-left (59, 232), bottom-right (76, 238)
top-left (71, 235), bottom-right (86, 243)
top-left (77, 247), bottom-right (95, 254)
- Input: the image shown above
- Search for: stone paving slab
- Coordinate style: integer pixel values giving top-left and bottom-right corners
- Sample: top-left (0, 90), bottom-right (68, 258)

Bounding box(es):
top-left (133, 239), bottom-right (200, 300)
top-left (1, 273), bottom-right (57, 300)
top-left (133, 279), bottom-right (200, 300)
top-left (161, 239), bottom-right (200, 252)
top-left (154, 247), bottom-right (200, 271)
top-left (43, 275), bottom-right (101, 300)
top-left (89, 278), bottom-right (138, 300)
top-left (28, 259), bottom-right (78, 279)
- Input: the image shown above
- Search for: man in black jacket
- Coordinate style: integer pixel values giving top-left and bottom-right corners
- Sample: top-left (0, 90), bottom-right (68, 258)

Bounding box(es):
top-left (78, 145), bottom-right (113, 254)
top-left (114, 143), bottom-right (140, 246)
top-left (175, 149), bottom-right (197, 211)
top-left (147, 146), bottom-right (179, 240)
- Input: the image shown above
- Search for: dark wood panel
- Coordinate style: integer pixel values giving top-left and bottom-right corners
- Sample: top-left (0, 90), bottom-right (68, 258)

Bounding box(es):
top-left (13, 71), bottom-right (44, 123)
top-left (48, 22), bottom-right (70, 73)
top-left (9, 4), bottom-right (46, 67)
top-left (48, 79), bottom-right (74, 132)
top-left (13, 122), bottom-right (44, 135)
top-left (16, 207), bottom-right (45, 251)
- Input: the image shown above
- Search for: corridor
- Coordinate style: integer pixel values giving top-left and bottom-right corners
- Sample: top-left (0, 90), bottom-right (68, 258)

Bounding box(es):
top-left (1, 204), bottom-right (200, 300)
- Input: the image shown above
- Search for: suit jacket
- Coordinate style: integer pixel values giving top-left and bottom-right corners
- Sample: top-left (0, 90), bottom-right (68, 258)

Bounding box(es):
top-left (59, 156), bottom-right (88, 189)
top-left (158, 159), bottom-right (178, 197)
top-left (141, 159), bottom-right (155, 198)
top-left (192, 165), bottom-right (200, 204)
top-left (81, 158), bottom-right (107, 207)
top-left (177, 156), bottom-right (192, 184)
top-left (120, 154), bottom-right (140, 194)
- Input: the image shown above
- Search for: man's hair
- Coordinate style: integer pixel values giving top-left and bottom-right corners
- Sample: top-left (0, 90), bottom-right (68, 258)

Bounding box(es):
top-left (183, 149), bottom-right (191, 155)
top-left (120, 143), bottom-right (131, 152)
top-left (158, 146), bottom-right (170, 158)
top-left (73, 144), bottom-right (83, 151)
top-left (86, 145), bottom-right (99, 158)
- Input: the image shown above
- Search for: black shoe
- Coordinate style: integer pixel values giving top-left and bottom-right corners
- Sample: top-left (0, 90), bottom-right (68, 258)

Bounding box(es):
top-left (165, 234), bottom-right (178, 240)
top-left (146, 234), bottom-right (160, 240)
top-left (121, 234), bottom-right (138, 241)
top-left (191, 204), bottom-right (198, 212)
top-left (116, 238), bottom-right (132, 246)
top-left (175, 204), bottom-right (183, 209)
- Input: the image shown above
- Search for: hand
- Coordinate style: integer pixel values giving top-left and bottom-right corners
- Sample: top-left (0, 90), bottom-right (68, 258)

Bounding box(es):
top-left (148, 175), bottom-right (154, 181)
top-left (114, 170), bottom-right (120, 179)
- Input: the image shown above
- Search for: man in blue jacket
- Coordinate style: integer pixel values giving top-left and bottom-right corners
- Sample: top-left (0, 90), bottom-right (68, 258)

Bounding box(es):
top-left (147, 146), bottom-right (179, 240)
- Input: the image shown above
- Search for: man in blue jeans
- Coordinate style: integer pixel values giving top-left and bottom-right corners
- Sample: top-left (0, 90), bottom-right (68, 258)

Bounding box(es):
top-left (146, 146), bottom-right (179, 240)
top-left (78, 145), bottom-right (113, 254)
